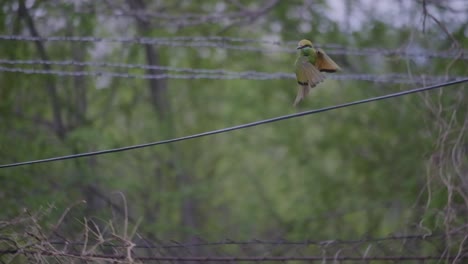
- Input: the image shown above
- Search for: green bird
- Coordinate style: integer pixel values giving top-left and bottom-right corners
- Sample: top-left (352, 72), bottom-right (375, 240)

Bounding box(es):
top-left (294, 39), bottom-right (341, 106)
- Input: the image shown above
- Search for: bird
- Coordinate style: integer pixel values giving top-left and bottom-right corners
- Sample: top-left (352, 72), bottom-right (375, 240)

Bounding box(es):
top-left (294, 39), bottom-right (341, 106)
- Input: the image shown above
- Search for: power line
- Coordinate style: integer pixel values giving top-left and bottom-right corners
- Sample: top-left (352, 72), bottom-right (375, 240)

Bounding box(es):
top-left (0, 64), bottom-right (463, 84)
top-left (1, 35), bottom-right (466, 59)
top-left (1, 78), bottom-right (466, 169)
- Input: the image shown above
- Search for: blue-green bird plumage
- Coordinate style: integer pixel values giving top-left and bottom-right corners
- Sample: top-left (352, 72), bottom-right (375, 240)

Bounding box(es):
top-left (293, 39), bottom-right (341, 106)
top-left (294, 46), bottom-right (325, 106)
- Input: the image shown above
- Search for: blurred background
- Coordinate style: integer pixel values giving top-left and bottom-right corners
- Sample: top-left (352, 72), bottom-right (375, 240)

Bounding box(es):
top-left (0, 0), bottom-right (467, 262)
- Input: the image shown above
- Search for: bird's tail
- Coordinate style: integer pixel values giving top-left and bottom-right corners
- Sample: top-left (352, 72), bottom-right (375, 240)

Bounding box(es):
top-left (293, 85), bottom-right (310, 106)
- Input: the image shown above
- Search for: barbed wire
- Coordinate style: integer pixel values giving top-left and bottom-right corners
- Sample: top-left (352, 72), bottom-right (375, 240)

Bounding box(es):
top-left (92, 10), bottom-right (242, 20)
top-left (0, 64), bottom-right (464, 84)
top-left (18, 0), bottom-right (279, 28)
top-left (0, 65), bottom-right (251, 81)
top-left (1, 35), bottom-right (466, 59)
top-left (44, 233), bottom-right (441, 249)
top-left (2, 207), bottom-right (467, 262)
top-left (3, 232), bottom-right (467, 262)
top-left (68, 2), bottom-right (273, 20)
top-left (1, 59), bottom-right (464, 82)
top-left (0, 78), bottom-right (466, 169)
top-left (1, 249), bottom-right (464, 262)
top-left (0, 58), bottom-right (271, 75)
top-left (110, 0), bottom-right (278, 27)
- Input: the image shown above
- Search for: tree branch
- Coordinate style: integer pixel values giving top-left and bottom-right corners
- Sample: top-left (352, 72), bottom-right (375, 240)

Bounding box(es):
top-left (126, 0), bottom-right (169, 120)
top-left (18, 0), bottom-right (66, 139)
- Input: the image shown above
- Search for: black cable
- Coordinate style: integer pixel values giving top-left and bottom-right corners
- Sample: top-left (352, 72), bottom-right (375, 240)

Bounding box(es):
top-left (1, 78), bottom-right (466, 169)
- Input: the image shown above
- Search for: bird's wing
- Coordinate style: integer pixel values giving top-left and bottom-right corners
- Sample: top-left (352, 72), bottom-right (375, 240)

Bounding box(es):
top-left (315, 48), bottom-right (341, 72)
top-left (294, 58), bottom-right (325, 106)
top-left (296, 57), bottom-right (325, 88)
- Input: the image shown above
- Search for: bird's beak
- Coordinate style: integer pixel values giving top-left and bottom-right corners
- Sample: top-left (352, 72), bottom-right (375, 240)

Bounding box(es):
top-left (296, 46), bottom-right (301, 49)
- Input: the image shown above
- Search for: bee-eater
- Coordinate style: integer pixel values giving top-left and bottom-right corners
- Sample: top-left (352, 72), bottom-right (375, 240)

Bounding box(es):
top-left (294, 39), bottom-right (340, 106)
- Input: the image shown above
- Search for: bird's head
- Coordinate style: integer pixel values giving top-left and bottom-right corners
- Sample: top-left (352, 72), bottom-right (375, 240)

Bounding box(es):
top-left (297, 39), bottom-right (313, 50)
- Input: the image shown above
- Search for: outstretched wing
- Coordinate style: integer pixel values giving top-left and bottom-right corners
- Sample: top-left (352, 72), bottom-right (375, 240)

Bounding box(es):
top-left (294, 57), bottom-right (325, 106)
top-left (296, 56), bottom-right (325, 88)
top-left (315, 48), bottom-right (341, 72)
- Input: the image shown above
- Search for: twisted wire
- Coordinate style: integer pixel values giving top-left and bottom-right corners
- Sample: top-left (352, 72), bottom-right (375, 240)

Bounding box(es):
top-left (0, 61), bottom-right (464, 84)
top-left (1, 35), bottom-right (466, 59)
top-left (45, 233), bottom-right (442, 249)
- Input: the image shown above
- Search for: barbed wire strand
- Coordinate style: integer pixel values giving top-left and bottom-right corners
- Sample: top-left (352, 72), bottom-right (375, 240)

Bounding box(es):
top-left (0, 65), bottom-right (463, 84)
top-left (1, 78), bottom-right (466, 169)
top-left (1, 59), bottom-right (466, 84)
top-left (0, 58), bottom-right (245, 75)
top-left (65, 4), bottom-right (272, 20)
top-left (0, 35), bottom-right (466, 59)
top-left (13, 0), bottom-right (280, 27)
top-left (0, 248), bottom-right (465, 262)
top-left (44, 233), bottom-right (444, 249)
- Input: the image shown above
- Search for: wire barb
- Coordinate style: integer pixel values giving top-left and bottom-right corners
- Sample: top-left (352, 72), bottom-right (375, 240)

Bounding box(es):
top-left (0, 62), bottom-right (465, 84)
top-left (0, 35), bottom-right (466, 59)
